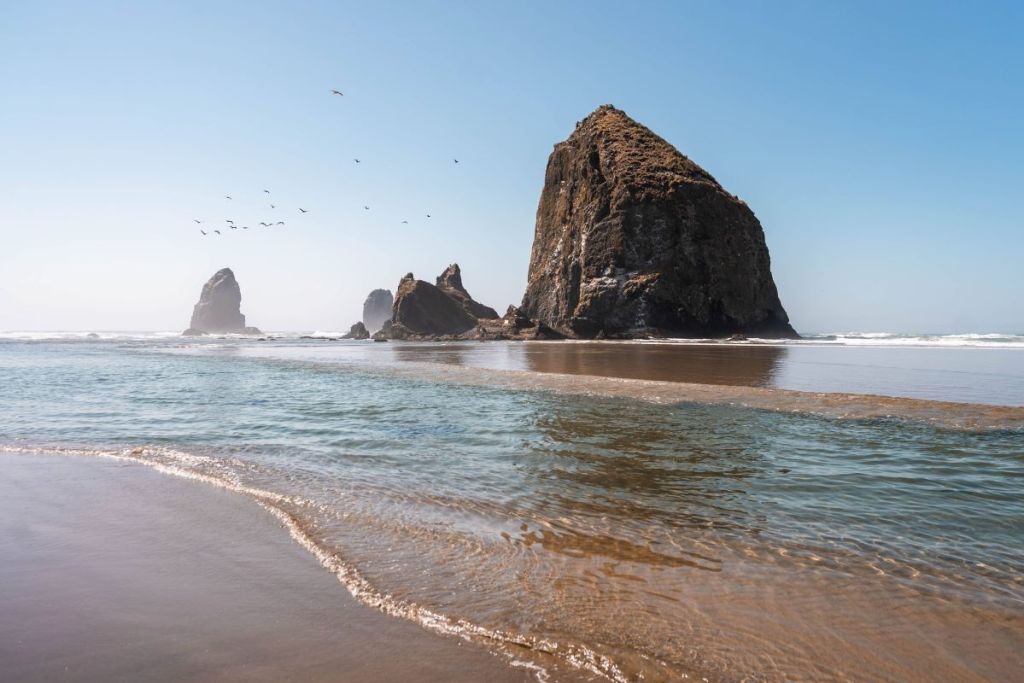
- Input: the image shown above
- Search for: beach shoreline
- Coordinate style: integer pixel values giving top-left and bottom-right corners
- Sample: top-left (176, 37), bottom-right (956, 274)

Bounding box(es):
top-left (0, 453), bottom-right (537, 683)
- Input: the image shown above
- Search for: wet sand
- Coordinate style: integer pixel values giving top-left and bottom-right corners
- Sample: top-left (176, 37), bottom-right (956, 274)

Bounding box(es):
top-left (0, 453), bottom-right (535, 683)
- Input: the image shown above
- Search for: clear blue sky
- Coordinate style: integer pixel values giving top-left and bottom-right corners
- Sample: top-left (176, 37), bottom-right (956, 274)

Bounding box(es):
top-left (2, 1), bottom-right (1021, 333)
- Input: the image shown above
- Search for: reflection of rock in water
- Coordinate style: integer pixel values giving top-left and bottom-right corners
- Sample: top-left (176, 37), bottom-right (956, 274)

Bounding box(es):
top-left (520, 343), bottom-right (786, 387)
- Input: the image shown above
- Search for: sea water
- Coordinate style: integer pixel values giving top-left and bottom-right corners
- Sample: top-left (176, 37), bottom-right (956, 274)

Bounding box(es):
top-left (1, 336), bottom-right (1021, 682)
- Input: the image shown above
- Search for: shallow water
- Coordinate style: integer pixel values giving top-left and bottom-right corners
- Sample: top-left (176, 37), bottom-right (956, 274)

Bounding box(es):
top-left (1, 338), bottom-right (1022, 681)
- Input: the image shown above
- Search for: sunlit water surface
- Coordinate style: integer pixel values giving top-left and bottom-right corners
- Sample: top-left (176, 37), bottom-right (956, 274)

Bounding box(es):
top-left (1, 338), bottom-right (1022, 682)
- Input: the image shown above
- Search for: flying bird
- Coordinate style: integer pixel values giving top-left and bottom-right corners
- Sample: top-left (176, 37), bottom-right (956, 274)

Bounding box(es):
top-left (401, 220), bottom-right (408, 224)
top-left (426, 214), bottom-right (431, 218)
top-left (230, 225), bottom-right (238, 230)
top-left (331, 89), bottom-right (343, 96)
top-left (298, 208), bottom-right (308, 213)
top-left (259, 222), bottom-right (268, 227)
top-left (270, 204), bottom-right (275, 209)
top-left (226, 219), bottom-right (234, 223)
top-left (225, 195), bottom-right (232, 200)
top-left (200, 229), bottom-right (207, 235)
top-left (354, 158), bottom-right (360, 163)
top-left (276, 221), bottom-right (285, 226)
top-left (363, 205), bottom-right (370, 210)
top-left (214, 229), bottom-right (221, 235)
top-left (242, 226), bottom-right (249, 230)
top-left (453, 159), bottom-right (459, 164)
top-left (263, 189), bottom-right (270, 194)
top-left (194, 219), bottom-right (202, 224)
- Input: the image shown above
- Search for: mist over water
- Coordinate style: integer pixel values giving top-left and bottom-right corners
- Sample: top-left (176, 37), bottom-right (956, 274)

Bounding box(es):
top-left (1, 337), bottom-right (1022, 681)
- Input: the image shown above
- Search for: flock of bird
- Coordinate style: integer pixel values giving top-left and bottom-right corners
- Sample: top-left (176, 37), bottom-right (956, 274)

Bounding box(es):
top-left (195, 88), bottom-right (457, 238)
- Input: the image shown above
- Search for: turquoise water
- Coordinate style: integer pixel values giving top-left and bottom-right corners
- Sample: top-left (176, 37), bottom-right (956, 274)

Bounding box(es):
top-left (1, 338), bottom-right (1022, 682)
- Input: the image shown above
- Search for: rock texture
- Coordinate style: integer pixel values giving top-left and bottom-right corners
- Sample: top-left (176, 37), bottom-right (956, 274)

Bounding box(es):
top-left (341, 321), bottom-right (370, 340)
top-left (435, 264), bottom-right (500, 320)
top-left (387, 271), bottom-right (480, 338)
top-left (184, 268), bottom-right (261, 335)
top-left (521, 105), bottom-right (796, 339)
top-left (361, 289), bottom-right (394, 333)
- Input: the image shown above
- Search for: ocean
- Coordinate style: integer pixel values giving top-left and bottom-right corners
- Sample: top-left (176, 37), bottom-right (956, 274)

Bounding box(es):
top-left (1, 334), bottom-right (1022, 682)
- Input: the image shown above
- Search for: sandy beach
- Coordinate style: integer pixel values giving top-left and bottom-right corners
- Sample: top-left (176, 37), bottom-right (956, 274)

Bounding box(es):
top-left (0, 453), bottom-right (534, 683)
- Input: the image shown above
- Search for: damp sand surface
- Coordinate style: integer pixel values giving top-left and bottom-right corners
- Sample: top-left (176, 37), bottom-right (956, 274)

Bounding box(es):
top-left (0, 454), bottom-right (536, 683)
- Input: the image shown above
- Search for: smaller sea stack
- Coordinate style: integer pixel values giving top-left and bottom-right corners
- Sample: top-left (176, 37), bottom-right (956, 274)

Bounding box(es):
top-left (184, 268), bottom-right (261, 335)
top-left (362, 289), bottom-right (394, 334)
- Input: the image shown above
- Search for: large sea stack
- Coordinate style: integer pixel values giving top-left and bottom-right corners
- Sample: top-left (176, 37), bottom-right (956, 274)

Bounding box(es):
top-left (183, 267), bottom-right (261, 335)
top-left (521, 105), bottom-right (796, 339)
top-left (361, 289), bottom-right (394, 333)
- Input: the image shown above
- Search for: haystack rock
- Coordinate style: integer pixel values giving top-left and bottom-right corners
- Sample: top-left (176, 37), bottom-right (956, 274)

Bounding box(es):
top-left (183, 267), bottom-right (261, 335)
top-left (362, 288), bottom-right (393, 333)
top-left (521, 105), bottom-right (796, 339)
top-left (387, 266), bottom-right (497, 338)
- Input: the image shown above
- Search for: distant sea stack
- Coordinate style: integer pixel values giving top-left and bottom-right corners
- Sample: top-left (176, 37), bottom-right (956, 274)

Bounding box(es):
top-left (521, 105), bottom-right (796, 339)
top-left (183, 268), bottom-right (262, 335)
top-left (361, 289), bottom-right (394, 333)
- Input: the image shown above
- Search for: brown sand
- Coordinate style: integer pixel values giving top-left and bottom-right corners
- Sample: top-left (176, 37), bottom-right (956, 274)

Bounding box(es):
top-left (0, 453), bottom-right (535, 683)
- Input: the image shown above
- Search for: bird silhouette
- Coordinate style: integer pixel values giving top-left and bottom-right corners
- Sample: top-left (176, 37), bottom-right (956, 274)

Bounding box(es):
top-left (200, 229), bottom-right (207, 235)
top-left (354, 158), bottom-right (360, 163)
top-left (225, 195), bottom-right (232, 200)
top-left (299, 208), bottom-right (308, 213)
top-left (230, 226), bottom-right (238, 230)
top-left (226, 219), bottom-right (234, 223)
top-left (263, 189), bottom-right (270, 194)
top-left (194, 219), bottom-right (202, 224)
top-left (426, 214), bottom-right (431, 218)
top-left (242, 226), bottom-right (249, 230)
top-left (364, 205), bottom-right (370, 210)
top-left (276, 221), bottom-right (285, 225)
top-left (453, 159), bottom-right (459, 164)
top-left (401, 220), bottom-right (408, 224)
top-left (214, 229), bottom-right (221, 235)
top-left (331, 89), bottom-right (343, 96)
top-left (270, 204), bottom-right (275, 209)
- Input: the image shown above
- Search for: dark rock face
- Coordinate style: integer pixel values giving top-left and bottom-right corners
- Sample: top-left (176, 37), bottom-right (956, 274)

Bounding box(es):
top-left (521, 105), bottom-right (796, 339)
top-left (388, 271), bottom-right (480, 338)
top-left (186, 268), bottom-right (261, 335)
top-left (361, 289), bottom-right (394, 333)
top-left (435, 264), bottom-right (499, 320)
top-left (341, 321), bottom-right (370, 340)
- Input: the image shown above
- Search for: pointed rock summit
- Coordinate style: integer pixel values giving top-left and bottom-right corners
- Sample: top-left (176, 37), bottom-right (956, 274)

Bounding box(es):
top-left (521, 105), bottom-right (796, 338)
top-left (362, 289), bottom-right (394, 334)
top-left (183, 268), bottom-right (261, 335)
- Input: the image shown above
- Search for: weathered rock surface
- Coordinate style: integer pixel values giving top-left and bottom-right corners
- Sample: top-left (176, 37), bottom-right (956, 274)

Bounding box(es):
top-left (341, 321), bottom-right (370, 340)
top-left (387, 271), bottom-right (480, 338)
top-left (361, 289), bottom-right (394, 333)
top-left (435, 264), bottom-right (499, 320)
top-left (185, 268), bottom-right (261, 335)
top-left (521, 105), bottom-right (796, 339)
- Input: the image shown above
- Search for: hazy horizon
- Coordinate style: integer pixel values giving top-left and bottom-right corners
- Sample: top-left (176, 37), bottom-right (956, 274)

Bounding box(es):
top-left (3, 2), bottom-right (1022, 335)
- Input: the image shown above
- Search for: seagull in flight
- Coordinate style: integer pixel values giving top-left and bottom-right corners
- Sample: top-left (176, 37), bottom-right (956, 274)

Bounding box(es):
top-left (453, 159), bottom-right (459, 164)
top-left (230, 225), bottom-right (238, 230)
top-left (200, 229), bottom-right (207, 235)
top-left (426, 214), bottom-right (431, 218)
top-left (226, 219), bottom-right (235, 224)
top-left (194, 219), bottom-right (202, 224)
top-left (270, 204), bottom-right (275, 209)
top-left (298, 208), bottom-right (308, 213)
top-left (242, 226), bottom-right (249, 230)
top-left (354, 158), bottom-right (360, 164)
top-left (259, 222), bottom-right (268, 227)
top-left (214, 229), bottom-right (221, 235)
top-left (225, 195), bottom-right (232, 200)
top-left (331, 89), bottom-right (343, 96)
top-left (401, 220), bottom-right (408, 224)
top-left (264, 189), bottom-right (271, 194)
top-left (276, 221), bottom-right (285, 226)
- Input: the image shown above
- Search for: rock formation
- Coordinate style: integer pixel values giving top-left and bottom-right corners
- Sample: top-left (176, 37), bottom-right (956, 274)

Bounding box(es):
top-left (183, 268), bottom-right (261, 335)
top-left (361, 289), bottom-right (394, 333)
top-left (341, 321), bottom-right (370, 340)
top-left (435, 264), bottom-right (499, 320)
top-left (521, 105), bottom-right (796, 339)
top-left (387, 270), bottom-right (481, 338)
